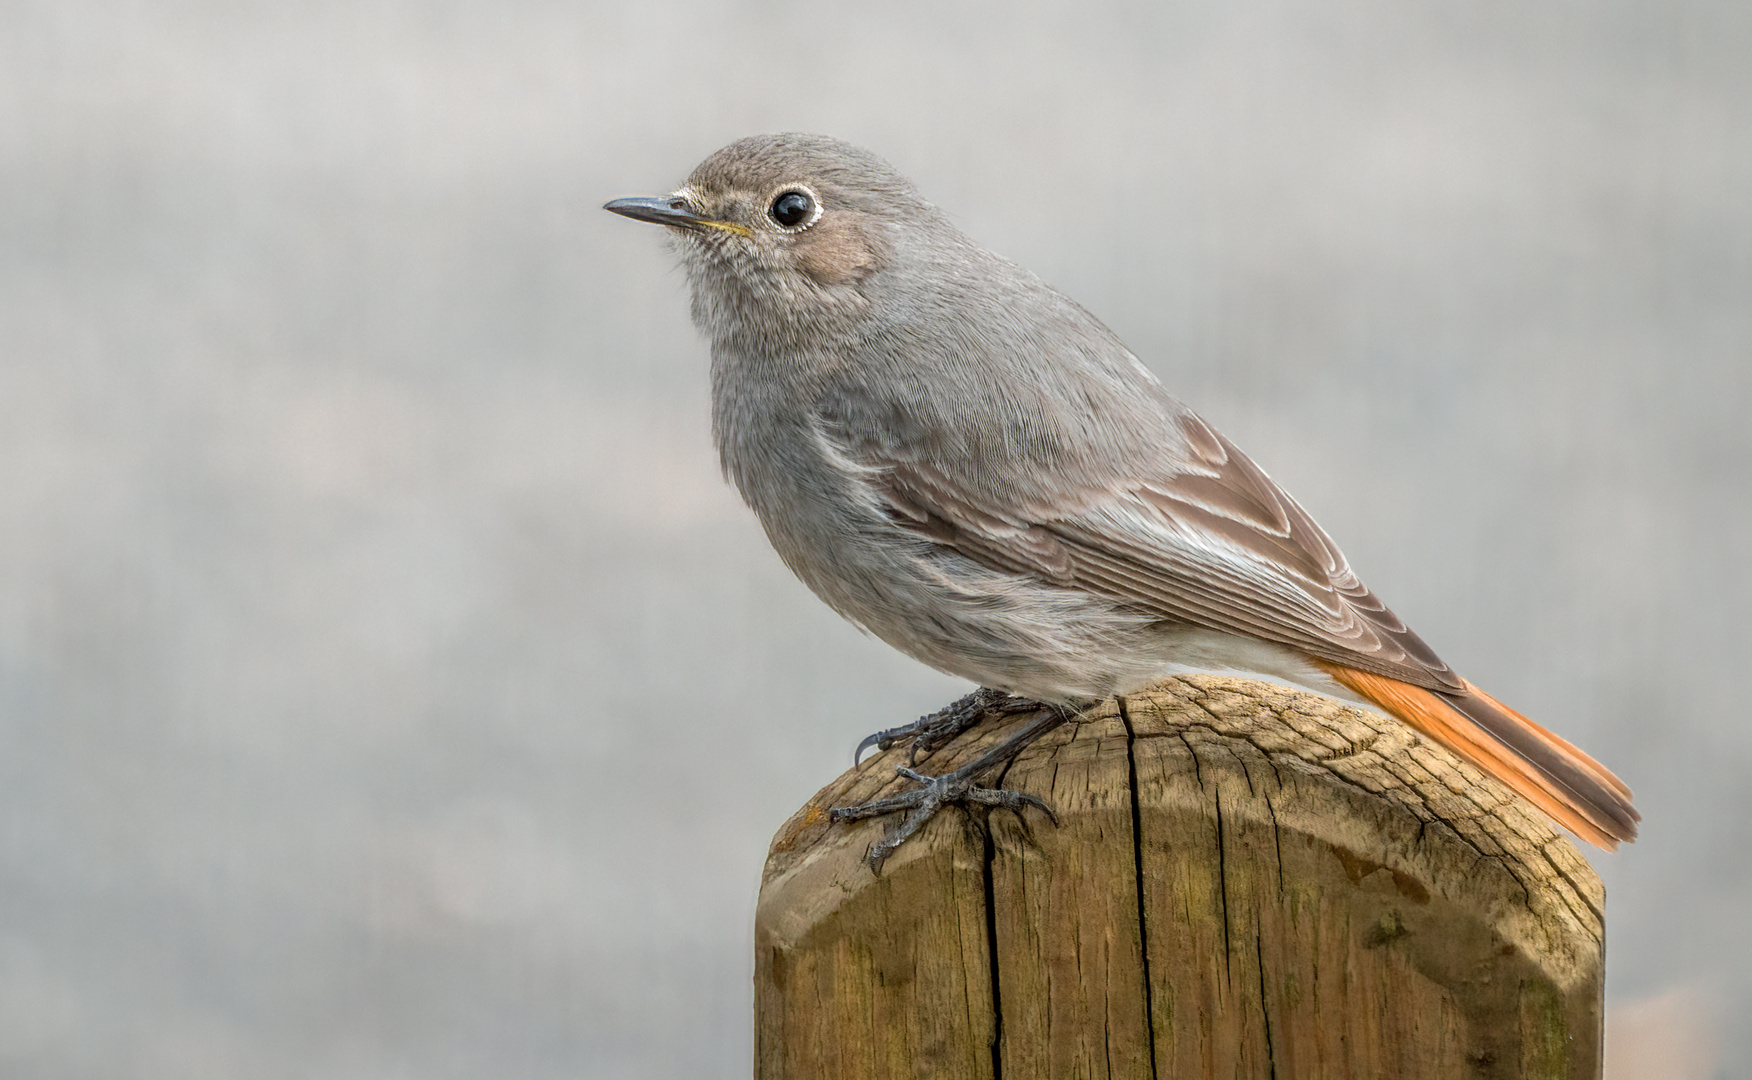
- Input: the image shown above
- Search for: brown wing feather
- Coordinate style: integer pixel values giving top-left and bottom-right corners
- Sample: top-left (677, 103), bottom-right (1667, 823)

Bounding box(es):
top-left (862, 413), bottom-right (1462, 692)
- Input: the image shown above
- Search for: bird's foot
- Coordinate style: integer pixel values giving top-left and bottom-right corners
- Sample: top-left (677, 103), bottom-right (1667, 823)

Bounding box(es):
top-left (833, 703), bottom-right (1071, 872)
top-left (853, 687), bottom-right (1039, 765)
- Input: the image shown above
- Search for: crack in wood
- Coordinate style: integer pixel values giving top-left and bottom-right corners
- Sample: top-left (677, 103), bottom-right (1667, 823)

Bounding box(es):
top-left (982, 822), bottom-right (1004, 1080)
top-left (1117, 694), bottom-right (1162, 1080)
top-left (1256, 921), bottom-right (1280, 1079)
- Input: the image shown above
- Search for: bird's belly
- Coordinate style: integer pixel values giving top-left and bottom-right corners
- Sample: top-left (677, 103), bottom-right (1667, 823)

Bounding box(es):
top-left (776, 523), bottom-right (1369, 709)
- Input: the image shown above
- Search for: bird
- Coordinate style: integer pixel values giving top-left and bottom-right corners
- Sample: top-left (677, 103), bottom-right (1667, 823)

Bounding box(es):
top-left (604, 133), bottom-right (1638, 867)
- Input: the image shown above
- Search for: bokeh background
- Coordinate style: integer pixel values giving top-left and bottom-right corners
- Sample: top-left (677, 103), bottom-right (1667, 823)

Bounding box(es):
top-left (4, 1), bottom-right (1748, 1076)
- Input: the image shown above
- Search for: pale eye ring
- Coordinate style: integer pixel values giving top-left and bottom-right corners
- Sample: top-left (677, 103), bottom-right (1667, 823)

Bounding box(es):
top-left (768, 189), bottom-right (816, 229)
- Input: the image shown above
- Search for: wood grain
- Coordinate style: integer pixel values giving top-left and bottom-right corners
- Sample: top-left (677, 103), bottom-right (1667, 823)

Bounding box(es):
top-left (755, 675), bottom-right (1605, 1080)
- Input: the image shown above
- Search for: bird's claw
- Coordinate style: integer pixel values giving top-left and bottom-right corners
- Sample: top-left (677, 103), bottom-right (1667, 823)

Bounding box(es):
top-left (831, 761), bottom-right (1058, 873)
top-left (852, 687), bottom-right (1028, 765)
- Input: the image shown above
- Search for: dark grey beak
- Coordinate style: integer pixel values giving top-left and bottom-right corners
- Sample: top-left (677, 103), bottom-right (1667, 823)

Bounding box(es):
top-left (603, 195), bottom-right (709, 230)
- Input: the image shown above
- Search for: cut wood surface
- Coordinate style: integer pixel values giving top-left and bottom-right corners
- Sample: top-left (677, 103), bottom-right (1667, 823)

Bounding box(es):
top-left (755, 675), bottom-right (1604, 1080)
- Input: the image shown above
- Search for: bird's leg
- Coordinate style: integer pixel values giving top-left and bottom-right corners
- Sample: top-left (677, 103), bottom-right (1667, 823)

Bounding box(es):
top-left (853, 686), bottom-right (1042, 765)
top-left (833, 703), bottom-right (1072, 872)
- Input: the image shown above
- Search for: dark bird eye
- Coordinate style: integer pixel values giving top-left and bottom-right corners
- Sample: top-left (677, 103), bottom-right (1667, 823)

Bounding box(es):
top-left (769, 190), bottom-right (815, 228)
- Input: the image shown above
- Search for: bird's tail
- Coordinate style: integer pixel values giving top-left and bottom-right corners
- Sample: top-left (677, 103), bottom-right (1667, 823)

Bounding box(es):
top-left (1316, 662), bottom-right (1639, 851)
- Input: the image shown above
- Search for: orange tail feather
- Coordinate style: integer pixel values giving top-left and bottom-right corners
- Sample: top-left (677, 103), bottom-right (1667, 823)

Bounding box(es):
top-left (1316, 662), bottom-right (1639, 851)
top-left (1460, 679), bottom-right (1634, 803)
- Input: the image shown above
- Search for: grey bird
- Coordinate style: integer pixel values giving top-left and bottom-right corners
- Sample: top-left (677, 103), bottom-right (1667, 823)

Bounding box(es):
top-left (605, 133), bottom-right (1637, 869)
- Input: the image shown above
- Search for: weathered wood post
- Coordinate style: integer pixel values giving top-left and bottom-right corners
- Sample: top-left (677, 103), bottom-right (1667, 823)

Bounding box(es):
top-left (754, 675), bottom-right (1604, 1079)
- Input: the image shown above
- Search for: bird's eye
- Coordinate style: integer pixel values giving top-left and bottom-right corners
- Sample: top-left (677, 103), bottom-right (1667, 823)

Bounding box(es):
top-left (769, 190), bottom-right (815, 229)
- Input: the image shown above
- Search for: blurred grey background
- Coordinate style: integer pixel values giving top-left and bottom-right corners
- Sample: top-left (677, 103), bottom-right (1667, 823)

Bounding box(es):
top-left (3, 0), bottom-right (1748, 1076)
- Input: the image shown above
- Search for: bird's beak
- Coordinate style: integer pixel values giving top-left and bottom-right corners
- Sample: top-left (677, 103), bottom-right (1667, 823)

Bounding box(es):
top-left (603, 195), bottom-right (750, 236)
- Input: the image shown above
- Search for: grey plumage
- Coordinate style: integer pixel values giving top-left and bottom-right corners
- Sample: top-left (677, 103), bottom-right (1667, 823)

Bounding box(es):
top-left (663, 134), bottom-right (1436, 704)
top-left (605, 132), bottom-right (1638, 850)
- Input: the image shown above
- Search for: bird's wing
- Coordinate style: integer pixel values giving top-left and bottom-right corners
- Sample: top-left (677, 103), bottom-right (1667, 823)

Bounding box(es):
top-left (832, 405), bottom-right (1465, 693)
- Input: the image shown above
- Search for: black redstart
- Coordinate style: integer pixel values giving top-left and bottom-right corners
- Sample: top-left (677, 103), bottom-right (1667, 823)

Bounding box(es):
top-left (605, 133), bottom-right (1637, 867)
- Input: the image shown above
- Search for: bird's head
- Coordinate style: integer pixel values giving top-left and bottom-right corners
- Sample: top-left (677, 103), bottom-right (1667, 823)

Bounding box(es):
top-left (606, 134), bottom-right (954, 349)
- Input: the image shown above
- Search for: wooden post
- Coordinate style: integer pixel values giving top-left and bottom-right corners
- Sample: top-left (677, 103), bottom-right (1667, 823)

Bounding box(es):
top-left (755, 675), bottom-right (1604, 1080)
